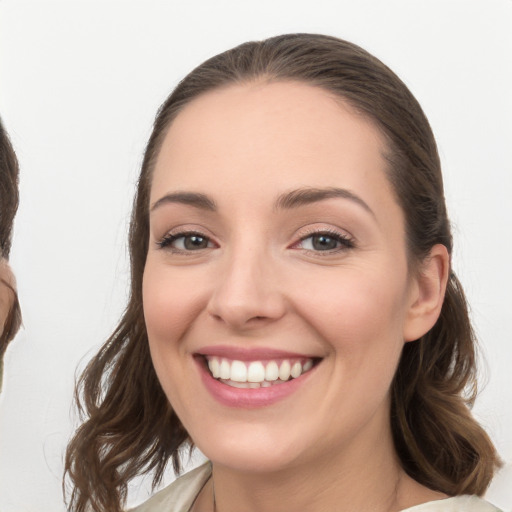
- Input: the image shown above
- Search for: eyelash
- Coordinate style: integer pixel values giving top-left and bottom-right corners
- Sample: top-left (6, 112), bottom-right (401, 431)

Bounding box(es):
top-left (293, 229), bottom-right (355, 254)
top-left (157, 228), bottom-right (355, 255)
top-left (157, 231), bottom-right (215, 253)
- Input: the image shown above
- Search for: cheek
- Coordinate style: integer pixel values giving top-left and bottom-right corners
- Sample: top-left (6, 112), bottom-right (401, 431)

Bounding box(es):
top-left (142, 261), bottom-right (207, 352)
top-left (292, 269), bottom-right (409, 428)
top-left (291, 266), bottom-right (408, 358)
top-left (142, 261), bottom-right (209, 416)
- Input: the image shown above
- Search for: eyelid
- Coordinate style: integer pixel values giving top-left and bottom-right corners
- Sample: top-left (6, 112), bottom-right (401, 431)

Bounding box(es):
top-left (154, 224), bottom-right (355, 254)
top-left (156, 226), bottom-right (218, 253)
top-left (290, 226), bottom-right (356, 253)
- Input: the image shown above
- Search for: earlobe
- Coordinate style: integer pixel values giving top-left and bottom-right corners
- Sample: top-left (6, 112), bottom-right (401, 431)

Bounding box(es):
top-left (403, 244), bottom-right (450, 342)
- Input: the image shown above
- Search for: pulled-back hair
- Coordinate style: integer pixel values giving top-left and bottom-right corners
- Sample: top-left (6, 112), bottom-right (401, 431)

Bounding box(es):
top-left (64, 34), bottom-right (501, 512)
top-left (0, 118), bottom-right (22, 372)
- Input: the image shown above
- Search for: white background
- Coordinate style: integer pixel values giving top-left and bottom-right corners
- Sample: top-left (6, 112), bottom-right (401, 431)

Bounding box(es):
top-left (1, 1), bottom-right (511, 511)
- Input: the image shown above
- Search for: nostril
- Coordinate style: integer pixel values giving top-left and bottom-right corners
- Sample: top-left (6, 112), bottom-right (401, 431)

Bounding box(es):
top-left (207, 286), bottom-right (287, 328)
top-left (208, 309), bottom-right (270, 324)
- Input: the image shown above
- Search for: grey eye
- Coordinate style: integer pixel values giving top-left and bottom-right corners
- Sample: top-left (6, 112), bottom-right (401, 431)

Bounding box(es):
top-left (296, 231), bottom-right (354, 253)
top-left (301, 234), bottom-right (340, 251)
top-left (310, 234), bottom-right (339, 251)
top-left (178, 234), bottom-right (211, 250)
top-left (159, 232), bottom-right (214, 251)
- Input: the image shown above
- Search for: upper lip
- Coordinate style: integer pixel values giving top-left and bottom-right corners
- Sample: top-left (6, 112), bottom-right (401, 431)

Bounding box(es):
top-left (195, 345), bottom-right (321, 361)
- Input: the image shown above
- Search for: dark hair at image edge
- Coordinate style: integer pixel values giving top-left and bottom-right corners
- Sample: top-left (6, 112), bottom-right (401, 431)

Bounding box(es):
top-left (0, 118), bottom-right (22, 376)
top-left (64, 34), bottom-right (501, 512)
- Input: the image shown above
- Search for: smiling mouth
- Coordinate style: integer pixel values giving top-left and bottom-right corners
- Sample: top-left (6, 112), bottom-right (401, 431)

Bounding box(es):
top-left (202, 356), bottom-right (319, 389)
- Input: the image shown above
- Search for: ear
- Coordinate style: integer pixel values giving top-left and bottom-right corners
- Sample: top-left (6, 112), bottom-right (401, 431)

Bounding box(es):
top-left (403, 244), bottom-right (450, 342)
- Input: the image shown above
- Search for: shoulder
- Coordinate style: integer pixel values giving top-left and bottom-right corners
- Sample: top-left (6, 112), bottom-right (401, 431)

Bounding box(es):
top-left (128, 462), bottom-right (212, 512)
top-left (402, 495), bottom-right (503, 512)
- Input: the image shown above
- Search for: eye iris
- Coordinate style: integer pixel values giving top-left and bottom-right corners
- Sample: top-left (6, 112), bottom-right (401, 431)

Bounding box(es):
top-left (312, 234), bottom-right (338, 251)
top-left (184, 235), bottom-right (208, 250)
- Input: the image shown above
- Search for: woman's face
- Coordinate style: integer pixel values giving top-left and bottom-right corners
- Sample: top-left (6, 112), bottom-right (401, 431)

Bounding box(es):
top-left (143, 82), bottom-right (422, 473)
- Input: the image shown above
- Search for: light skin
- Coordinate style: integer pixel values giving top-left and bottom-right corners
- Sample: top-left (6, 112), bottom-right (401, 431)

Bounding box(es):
top-left (143, 81), bottom-right (449, 512)
top-left (0, 258), bottom-right (16, 335)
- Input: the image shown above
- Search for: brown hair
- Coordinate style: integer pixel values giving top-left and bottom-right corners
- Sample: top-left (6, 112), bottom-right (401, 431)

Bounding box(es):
top-left (64, 34), bottom-right (501, 512)
top-left (0, 118), bottom-right (22, 372)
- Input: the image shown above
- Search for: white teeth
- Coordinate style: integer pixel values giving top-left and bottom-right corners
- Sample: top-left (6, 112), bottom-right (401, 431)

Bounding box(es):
top-left (205, 356), bottom-right (316, 385)
top-left (226, 380), bottom-right (250, 388)
top-left (265, 361), bottom-right (279, 381)
top-left (303, 359), bottom-right (313, 372)
top-left (221, 379), bottom-right (286, 389)
top-left (219, 359), bottom-right (231, 380)
top-left (230, 360), bottom-right (247, 382)
top-left (279, 360), bottom-right (291, 381)
top-left (208, 358), bottom-right (220, 378)
top-left (247, 361), bottom-right (265, 383)
top-left (290, 362), bottom-right (302, 378)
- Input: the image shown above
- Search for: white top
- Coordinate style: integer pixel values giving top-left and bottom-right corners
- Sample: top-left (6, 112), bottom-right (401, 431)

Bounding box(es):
top-left (128, 463), bottom-right (502, 512)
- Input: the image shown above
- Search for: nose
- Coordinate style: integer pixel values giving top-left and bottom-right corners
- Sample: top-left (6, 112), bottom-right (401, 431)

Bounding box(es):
top-left (207, 246), bottom-right (286, 330)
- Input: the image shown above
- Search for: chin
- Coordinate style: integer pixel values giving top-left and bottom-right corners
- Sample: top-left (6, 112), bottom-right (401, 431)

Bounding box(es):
top-left (192, 423), bottom-right (307, 474)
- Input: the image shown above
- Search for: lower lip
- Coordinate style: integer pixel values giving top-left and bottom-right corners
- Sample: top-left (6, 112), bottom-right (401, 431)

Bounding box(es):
top-left (196, 357), bottom-right (317, 408)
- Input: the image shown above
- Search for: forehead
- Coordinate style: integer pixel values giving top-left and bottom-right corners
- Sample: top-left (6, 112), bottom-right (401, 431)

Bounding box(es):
top-left (151, 81), bottom-right (393, 207)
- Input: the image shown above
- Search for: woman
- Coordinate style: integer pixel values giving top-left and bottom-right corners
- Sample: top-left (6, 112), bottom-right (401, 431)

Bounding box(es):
top-left (0, 118), bottom-right (22, 390)
top-left (65, 34), bottom-right (502, 512)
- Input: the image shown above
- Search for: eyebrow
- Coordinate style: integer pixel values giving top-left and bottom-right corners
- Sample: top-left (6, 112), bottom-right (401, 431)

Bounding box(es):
top-left (274, 187), bottom-right (375, 217)
top-left (150, 192), bottom-right (217, 212)
top-left (150, 187), bottom-right (374, 217)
